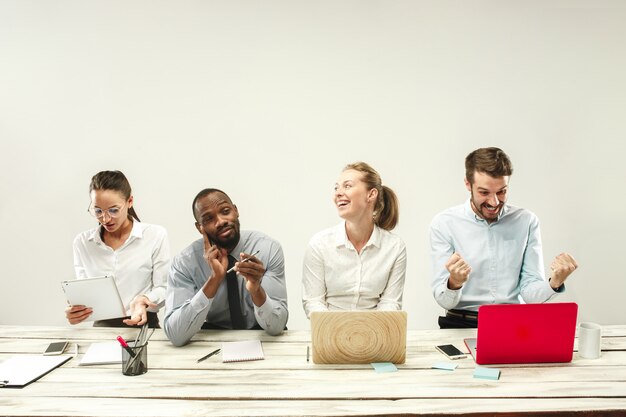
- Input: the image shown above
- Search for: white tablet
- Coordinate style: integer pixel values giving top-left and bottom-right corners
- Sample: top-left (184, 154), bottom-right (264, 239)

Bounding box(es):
top-left (61, 276), bottom-right (127, 322)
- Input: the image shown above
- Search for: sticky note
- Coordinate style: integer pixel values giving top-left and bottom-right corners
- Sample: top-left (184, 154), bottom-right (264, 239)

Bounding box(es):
top-left (371, 362), bottom-right (398, 373)
top-left (473, 367), bottom-right (500, 380)
top-left (432, 362), bottom-right (458, 371)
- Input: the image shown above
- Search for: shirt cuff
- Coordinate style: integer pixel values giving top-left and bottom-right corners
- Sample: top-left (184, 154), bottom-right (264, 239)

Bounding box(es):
top-left (190, 289), bottom-right (213, 313)
top-left (549, 280), bottom-right (566, 294)
top-left (254, 296), bottom-right (274, 319)
top-left (443, 286), bottom-right (461, 302)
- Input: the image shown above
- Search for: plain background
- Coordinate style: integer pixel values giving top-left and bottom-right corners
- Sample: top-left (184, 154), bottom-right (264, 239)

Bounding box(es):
top-left (1, 0), bottom-right (624, 330)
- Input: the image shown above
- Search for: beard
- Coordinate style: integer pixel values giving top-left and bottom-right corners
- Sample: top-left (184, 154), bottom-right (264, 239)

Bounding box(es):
top-left (209, 219), bottom-right (241, 250)
top-left (470, 196), bottom-right (503, 222)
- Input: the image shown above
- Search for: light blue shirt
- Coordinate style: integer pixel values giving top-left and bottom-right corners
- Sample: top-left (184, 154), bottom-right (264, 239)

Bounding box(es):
top-left (429, 199), bottom-right (562, 312)
top-left (164, 230), bottom-right (288, 346)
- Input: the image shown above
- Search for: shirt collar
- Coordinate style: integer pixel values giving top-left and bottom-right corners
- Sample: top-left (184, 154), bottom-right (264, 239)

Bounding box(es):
top-left (334, 221), bottom-right (381, 250)
top-left (87, 220), bottom-right (144, 243)
top-left (464, 198), bottom-right (509, 224)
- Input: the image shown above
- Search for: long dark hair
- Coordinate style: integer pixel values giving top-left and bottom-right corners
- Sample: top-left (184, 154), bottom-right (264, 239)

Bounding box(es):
top-left (89, 170), bottom-right (140, 221)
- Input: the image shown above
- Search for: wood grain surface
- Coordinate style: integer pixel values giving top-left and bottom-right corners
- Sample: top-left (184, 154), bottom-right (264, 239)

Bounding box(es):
top-left (0, 324), bottom-right (625, 416)
top-left (311, 311), bottom-right (407, 364)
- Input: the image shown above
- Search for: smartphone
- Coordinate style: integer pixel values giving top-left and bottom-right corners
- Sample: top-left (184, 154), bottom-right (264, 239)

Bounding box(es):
top-left (43, 341), bottom-right (69, 356)
top-left (435, 344), bottom-right (467, 360)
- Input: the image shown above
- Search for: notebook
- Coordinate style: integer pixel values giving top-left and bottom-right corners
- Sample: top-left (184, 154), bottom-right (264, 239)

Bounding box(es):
top-left (464, 302), bottom-right (578, 365)
top-left (61, 276), bottom-right (126, 321)
top-left (310, 310), bottom-right (407, 364)
top-left (0, 355), bottom-right (72, 388)
top-left (79, 341), bottom-right (122, 366)
top-left (221, 340), bottom-right (264, 363)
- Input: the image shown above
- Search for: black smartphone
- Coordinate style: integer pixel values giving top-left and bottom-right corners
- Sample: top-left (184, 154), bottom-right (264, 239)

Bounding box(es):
top-left (435, 344), bottom-right (467, 360)
top-left (43, 341), bottom-right (69, 356)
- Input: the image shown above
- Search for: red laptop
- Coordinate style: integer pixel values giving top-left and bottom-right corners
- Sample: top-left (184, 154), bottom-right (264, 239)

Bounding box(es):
top-left (464, 303), bottom-right (578, 365)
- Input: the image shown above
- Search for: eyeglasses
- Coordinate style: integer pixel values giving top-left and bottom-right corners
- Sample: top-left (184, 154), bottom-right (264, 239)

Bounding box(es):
top-left (88, 203), bottom-right (126, 219)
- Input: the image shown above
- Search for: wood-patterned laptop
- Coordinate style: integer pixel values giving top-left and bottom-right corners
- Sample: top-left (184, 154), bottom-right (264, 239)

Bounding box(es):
top-left (310, 311), bottom-right (407, 364)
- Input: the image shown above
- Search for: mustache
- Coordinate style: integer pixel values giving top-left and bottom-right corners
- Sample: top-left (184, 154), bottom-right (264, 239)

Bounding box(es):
top-left (216, 223), bottom-right (234, 233)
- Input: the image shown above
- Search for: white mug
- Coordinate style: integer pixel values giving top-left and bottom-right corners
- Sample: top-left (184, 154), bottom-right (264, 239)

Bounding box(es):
top-left (578, 322), bottom-right (602, 359)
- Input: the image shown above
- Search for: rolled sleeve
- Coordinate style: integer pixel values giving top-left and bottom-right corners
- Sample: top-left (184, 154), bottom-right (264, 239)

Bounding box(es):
top-left (254, 243), bottom-right (288, 335)
top-left (143, 228), bottom-right (170, 310)
top-left (376, 241), bottom-right (407, 311)
top-left (163, 256), bottom-right (212, 347)
top-left (301, 242), bottom-right (329, 318)
top-left (519, 216), bottom-right (562, 303)
top-left (430, 219), bottom-right (462, 310)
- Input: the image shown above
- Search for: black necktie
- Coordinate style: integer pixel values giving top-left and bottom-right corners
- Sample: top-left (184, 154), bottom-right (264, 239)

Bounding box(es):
top-left (226, 255), bottom-right (246, 329)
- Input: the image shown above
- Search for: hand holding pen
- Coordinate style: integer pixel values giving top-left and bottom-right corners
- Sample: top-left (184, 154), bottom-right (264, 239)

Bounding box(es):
top-left (227, 250), bottom-right (261, 273)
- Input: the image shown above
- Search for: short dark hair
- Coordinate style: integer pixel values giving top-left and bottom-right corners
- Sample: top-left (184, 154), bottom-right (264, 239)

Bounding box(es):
top-left (191, 188), bottom-right (230, 221)
top-left (465, 147), bottom-right (513, 184)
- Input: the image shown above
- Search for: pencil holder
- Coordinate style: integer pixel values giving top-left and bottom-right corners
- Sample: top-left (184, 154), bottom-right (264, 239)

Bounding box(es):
top-left (121, 342), bottom-right (148, 376)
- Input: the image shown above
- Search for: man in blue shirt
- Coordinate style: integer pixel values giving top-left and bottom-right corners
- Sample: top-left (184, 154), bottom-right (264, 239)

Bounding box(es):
top-left (164, 188), bottom-right (288, 346)
top-left (430, 147), bottom-right (578, 328)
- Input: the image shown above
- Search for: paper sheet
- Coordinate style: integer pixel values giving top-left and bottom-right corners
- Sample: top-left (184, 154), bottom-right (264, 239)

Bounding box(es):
top-left (79, 341), bottom-right (121, 365)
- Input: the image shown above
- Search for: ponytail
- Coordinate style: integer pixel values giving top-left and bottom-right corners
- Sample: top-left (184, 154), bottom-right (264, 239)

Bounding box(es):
top-left (343, 162), bottom-right (399, 231)
top-left (375, 185), bottom-right (399, 231)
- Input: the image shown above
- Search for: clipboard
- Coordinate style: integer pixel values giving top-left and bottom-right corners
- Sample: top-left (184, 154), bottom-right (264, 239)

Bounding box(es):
top-left (61, 276), bottom-right (127, 321)
top-left (0, 355), bottom-right (72, 388)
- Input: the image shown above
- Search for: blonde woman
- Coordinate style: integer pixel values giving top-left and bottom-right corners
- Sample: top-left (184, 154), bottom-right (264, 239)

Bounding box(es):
top-left (302, 162), bottom-right (406, 318)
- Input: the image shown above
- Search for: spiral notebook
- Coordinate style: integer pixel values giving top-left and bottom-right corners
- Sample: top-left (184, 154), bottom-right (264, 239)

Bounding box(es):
top-left (221, 340), bottom-right (264, 363)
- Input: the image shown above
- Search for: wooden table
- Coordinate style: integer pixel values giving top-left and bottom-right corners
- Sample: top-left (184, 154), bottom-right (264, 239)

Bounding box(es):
top-left (1, 325), bottom-right (625, 416)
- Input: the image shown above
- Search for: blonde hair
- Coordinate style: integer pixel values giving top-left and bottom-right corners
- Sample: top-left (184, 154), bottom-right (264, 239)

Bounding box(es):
top-left (343, 162), bottom-right (399, 231)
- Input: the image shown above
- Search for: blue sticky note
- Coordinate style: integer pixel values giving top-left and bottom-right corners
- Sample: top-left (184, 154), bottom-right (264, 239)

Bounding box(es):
top-left (432, 362), bottom-right (458, 371)
top-left (371, 362), bottom-right (398, 373)
top-left (473, 367), bottom-right (500, 380)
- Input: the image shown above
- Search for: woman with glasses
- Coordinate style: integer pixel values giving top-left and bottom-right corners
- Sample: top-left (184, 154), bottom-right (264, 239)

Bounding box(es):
top-left (65, 170), bottom-right (170, 328)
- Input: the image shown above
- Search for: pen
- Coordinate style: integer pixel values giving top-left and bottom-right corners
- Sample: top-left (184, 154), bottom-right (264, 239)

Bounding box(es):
top-left (226, 250), bottom-right (261, 273)
top-left (116, 336), bottom-right (136, 358)
top-left (307, 346), bottom-right (310, 362)
top-left (197, 348), bottom-right (221, 363)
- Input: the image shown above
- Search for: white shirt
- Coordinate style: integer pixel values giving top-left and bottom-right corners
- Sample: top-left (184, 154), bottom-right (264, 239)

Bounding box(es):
top-left (73, 221), bottom-right (170, 314)
top-left (302, 222), bottom-right (407, 318)
top-left (429, 200), bottom-right (561, 312)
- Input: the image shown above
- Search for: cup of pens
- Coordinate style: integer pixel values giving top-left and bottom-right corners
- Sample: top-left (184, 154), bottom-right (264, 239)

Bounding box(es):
top-left (121, 341), bottom-right (148, 376)
top-left (118, 324), bottom-right (152, 376)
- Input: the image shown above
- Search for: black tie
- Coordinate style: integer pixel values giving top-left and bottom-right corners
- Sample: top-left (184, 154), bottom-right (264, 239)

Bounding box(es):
top-left (226, 255), bottom-right (246, 329)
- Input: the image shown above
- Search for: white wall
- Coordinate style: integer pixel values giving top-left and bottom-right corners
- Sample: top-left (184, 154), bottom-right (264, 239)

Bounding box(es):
top-left (1, 0), bottom-right (624, 330)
